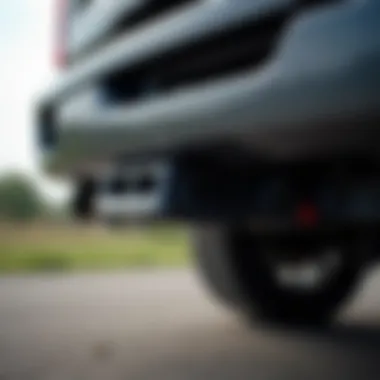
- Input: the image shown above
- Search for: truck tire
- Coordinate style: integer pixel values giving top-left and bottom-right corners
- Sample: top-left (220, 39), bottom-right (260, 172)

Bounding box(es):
top-left (192, 225), bottom-right (244, 307)
top-left (193, 225), bottom-right (365, 325)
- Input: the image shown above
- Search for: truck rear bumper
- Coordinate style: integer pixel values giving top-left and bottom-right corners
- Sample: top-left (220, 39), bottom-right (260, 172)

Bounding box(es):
top-left (37, 1), bottom-right (380, 175)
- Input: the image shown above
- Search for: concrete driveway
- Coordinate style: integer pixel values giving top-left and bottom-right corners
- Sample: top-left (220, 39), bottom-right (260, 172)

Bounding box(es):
top-left (1, 269), bottom-right (380, 380)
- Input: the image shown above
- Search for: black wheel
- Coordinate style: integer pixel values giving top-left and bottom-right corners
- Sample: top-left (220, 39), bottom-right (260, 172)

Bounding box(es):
top-left (193, 225), bottom-right (366, 326)
top-left (192, 225), bottom-right (243, 306)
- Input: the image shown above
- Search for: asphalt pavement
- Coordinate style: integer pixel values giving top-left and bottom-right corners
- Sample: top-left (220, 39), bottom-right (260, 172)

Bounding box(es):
top-left (1, 268), bottom-right (380, 380)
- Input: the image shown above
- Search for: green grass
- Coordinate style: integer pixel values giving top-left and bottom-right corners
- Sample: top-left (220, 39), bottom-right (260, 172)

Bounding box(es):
top-left (0, 224), bottom-right (190, 273)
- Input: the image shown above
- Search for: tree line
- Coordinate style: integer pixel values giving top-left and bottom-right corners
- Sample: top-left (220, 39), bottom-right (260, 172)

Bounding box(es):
top-left (0, 173), bottom-right (66, 222)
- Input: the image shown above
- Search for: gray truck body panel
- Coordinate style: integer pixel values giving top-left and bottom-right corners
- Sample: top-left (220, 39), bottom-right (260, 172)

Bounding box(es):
top-left (38, 0), bottom-right (380, 174)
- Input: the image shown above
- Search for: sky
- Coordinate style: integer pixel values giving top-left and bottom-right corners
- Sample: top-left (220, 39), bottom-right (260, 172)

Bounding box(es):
top-left (0, 0), bottom-right (69, 201)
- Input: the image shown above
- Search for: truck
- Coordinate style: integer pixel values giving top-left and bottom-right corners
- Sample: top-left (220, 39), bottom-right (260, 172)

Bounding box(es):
top-left (37, 0), bottom-right (380, 325)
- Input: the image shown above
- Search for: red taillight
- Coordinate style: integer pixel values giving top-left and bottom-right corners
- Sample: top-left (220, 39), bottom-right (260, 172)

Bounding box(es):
top-left (295, 202), bottom-right (319, 228)
top-left (54, 0), bottom-right (68, 68)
